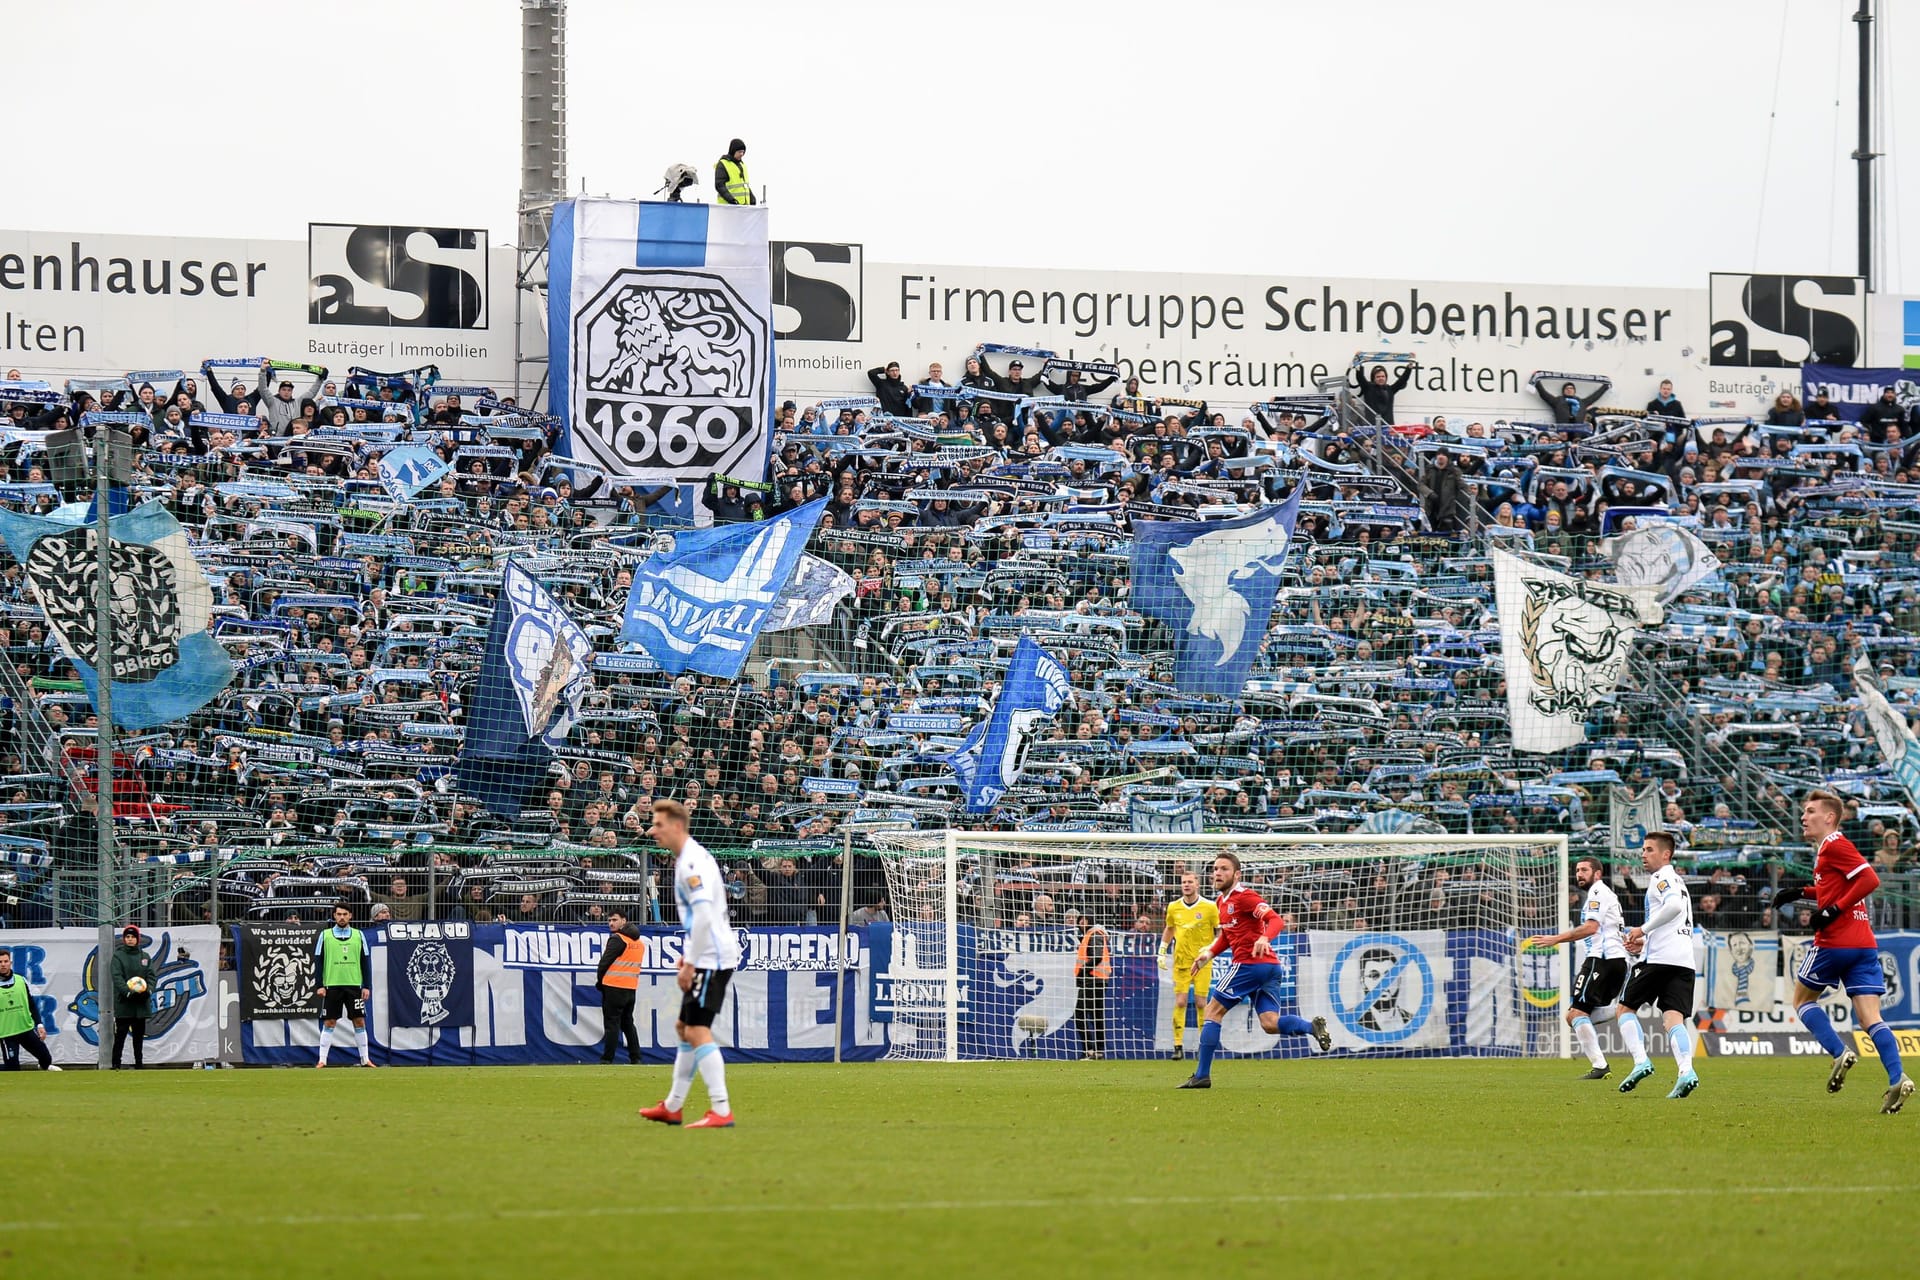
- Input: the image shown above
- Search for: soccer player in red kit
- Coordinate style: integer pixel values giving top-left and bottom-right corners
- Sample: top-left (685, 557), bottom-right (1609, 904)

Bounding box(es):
top-left (1177, 851), bottom-right (1331, 1089)
top-left (1775, 790), bottom-right (1913, 1114)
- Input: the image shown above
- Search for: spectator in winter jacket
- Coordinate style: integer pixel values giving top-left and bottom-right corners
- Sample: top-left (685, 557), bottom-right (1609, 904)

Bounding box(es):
top-left (867, 362), bottom-right (913, 416)
top-left (1422, 450), bottom-right (1465, 533)
top-left (109, 924), bottom-right (155, 1070)
top-left (1859, 386), bottom-right (1909, 444)
top-left (1535, 374), bottom-right (1611, 426)
top-left (1645, 379), bottom-right (1686, 419)
top-left (1350, 362), bottom-right (1413, 423)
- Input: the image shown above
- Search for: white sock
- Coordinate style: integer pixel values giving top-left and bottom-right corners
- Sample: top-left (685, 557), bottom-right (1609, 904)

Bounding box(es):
top-left (1619, 1014), bottom-right (1649, 1066)
top-left (1573, 1017), bottom-right (1606, 1068)
top-left (1586, 1004), bottom-right (1618, 1027)
top-left (318, 1024), bottom-right (332, 1065)
top-left (355, 1026), bottom-right (371, 1062)
top-left (1669, 1023), bottom-right (1694, 1074)
top-left (694, 1042), bottom-right (730, 1113)
top-left (664, 1041), bottom-right (696, 1110)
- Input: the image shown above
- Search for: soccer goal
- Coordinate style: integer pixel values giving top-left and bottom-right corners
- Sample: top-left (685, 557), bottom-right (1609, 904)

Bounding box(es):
top-left (871, 832), bottom-right (1571, 1062)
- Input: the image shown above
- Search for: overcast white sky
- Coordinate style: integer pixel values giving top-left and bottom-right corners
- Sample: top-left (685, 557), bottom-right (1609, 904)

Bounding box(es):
top-left (13, 0), bottom-right (1918, 291)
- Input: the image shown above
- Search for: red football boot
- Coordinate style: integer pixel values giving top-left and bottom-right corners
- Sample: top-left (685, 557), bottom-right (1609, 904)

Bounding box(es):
top-left (638, 1101), bottom-right (683, 1125)
top-left (684, 1110), bottom-right (735, 1129)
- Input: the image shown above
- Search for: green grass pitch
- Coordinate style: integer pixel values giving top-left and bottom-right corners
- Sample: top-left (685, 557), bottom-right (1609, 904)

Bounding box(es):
top-left (5, 1058), bottom-right (1915, 1279)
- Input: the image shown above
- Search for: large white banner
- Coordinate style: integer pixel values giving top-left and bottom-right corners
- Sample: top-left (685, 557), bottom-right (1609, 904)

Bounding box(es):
top-left (0, 926), bottom-right (220, 1065)
top-left (0, 226), bottom-right (517, 388)
top-left (3, 223), bottom-right (1725, 421)
top-left (1300, 929), bottom-right (1452, 1052)
top-left (547, 200), bottom-right (773, 484)
top-left (773, 242), bottom-right (1709, 416)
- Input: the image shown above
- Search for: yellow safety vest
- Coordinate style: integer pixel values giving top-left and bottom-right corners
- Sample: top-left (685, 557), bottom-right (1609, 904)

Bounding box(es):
top-left (719, 156), bottom-right (752, 204)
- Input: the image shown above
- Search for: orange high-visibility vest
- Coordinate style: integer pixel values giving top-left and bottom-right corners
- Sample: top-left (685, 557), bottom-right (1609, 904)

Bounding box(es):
top-left (603, 933), bottom-right (645, 990)
top-left (1075, 928), bottom-right (1111, 980)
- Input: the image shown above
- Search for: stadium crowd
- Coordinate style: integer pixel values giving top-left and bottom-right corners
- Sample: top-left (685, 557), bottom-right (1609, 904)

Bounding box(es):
top-left (0, 347), bottom-right (1918, 939)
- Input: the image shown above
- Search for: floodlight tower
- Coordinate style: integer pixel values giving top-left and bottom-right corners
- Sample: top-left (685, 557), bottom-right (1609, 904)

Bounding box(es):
top-left (515, 0), bottom-right (567, 408)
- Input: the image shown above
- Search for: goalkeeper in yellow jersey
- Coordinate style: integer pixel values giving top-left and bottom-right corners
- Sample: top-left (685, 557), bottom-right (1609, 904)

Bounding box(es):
top-left (1161, 872), bottom-right (1220, 1060)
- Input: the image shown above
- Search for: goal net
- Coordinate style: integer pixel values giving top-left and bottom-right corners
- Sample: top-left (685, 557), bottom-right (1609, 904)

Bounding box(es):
top-left (872, 832), bottom-right (1569, 1062)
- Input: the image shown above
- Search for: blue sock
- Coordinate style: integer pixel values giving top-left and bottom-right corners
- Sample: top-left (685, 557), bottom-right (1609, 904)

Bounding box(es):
top-left (1866, 1023), bottom-right (1905, 1085)
top-left (1797, 1002), bottom-right (1847, 1059)
top-left (1195, 1021), bottom-right (1222, 1078)
top-left (1275, 1015), bottom-right (1314, 1036)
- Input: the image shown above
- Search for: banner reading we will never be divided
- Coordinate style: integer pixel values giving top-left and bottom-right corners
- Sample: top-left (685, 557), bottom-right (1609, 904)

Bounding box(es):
top-left (548, 199), bottom-right (774, 487)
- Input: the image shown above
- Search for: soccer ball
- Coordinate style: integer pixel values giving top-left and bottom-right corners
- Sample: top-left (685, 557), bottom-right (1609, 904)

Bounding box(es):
top-left (126, 976), bottom-right (149, 994)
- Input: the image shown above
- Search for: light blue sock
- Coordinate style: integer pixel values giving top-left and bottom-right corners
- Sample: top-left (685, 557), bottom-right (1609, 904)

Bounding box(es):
top-left (1865, 1023), bottom-right (1905, 1085)
top-left (1275, 1015), bottom-right (1314, 1036)
top-left (1195, 1021), bottom-right (1222, 1078)
top-left (1668, 1024), bottom-right (1694, 1074)
top-left (1797, 1002), bottom-right (1847, 1059)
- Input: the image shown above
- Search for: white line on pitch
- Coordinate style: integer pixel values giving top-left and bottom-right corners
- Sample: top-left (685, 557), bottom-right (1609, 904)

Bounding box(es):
top-left (0, 1183), bottom-right (1911, 1236)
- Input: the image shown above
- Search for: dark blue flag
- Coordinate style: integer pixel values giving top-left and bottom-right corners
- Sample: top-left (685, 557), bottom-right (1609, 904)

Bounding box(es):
top-left (384, 923), bottom-right (476, 1028)
top-left (1130, 485), bottom-right (1302, 697)
top-left (947, 635), bottom-right (1071, 812)
top-left (455, 561), bottom-right (593, 816)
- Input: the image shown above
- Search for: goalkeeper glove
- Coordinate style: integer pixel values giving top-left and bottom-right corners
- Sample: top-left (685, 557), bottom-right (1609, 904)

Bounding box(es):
top-left (1156, 945), bottom-right (1171, 972)
top-left (1771, 886), bottom-right (1809, 910)
top-left (1808, 905), bottom-right (1842, 931)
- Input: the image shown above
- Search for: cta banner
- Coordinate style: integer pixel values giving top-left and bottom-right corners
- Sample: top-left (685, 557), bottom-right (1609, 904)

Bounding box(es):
top-left (385, 921), bottom-right (476, 1029)
top-left (0, 926), bottom-right (219, 1065)
top-left (1800, 362), bottom-right (1919, 422)
top-left (240, 923), bottom-right (883, 1066)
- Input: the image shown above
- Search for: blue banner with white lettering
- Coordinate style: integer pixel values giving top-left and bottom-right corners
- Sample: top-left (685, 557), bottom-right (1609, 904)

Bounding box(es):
top-left (384, 923), bottom-right (477, 1028)
top-left (620, 498), bottom-right (826, 678)
top-left (240, 924), bottom-right (886, 1066)
top-left (1801, 363), bottom-right (1918, 423)
top-left (1130, 484), bottom-right (1302, 697)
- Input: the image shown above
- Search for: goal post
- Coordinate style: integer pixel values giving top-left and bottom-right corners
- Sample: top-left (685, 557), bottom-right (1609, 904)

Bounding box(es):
top-left (873, 831), bottom-right (1571, 1063)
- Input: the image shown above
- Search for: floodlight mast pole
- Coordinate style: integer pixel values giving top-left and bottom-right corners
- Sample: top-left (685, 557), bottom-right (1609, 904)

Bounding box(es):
top-left (93, 428), bottom-right (116, 1070)
top-left (1855, 0), bottom-right (1875, 289)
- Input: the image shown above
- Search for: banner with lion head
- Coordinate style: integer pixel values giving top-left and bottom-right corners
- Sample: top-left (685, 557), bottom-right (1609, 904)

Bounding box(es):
top-left (1492, 546), bottom-right (1659, 753)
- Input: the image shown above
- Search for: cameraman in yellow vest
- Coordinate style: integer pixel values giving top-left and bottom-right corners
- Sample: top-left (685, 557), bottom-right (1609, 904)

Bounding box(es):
top-left (714, 139), bottom-right (755, 205)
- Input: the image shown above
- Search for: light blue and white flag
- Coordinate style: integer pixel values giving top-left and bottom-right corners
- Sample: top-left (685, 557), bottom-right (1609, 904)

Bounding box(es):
top-left (1854, 657), bottom-right (1920, 797)
top-left (547, 198), bottom-right (773, 485)
top-left (454, 561), bottom-right (594, 816)
top-left (0, 501), bottom-right (232, 729)
top-left (376, 444), bottom-right (452, 502)
top-left (1130, 484), bottom-right (1302, 697)
top-left (946, 635), bottom-right (1072, 813)
top-left (620, 499), bottom-right (827, 678)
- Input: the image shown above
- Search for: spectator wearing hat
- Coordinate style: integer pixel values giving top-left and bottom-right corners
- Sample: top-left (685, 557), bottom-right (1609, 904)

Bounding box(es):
top-left (110, 924), bottom-right (156, 1070)
top-left (715, 139), bottom-right (754, 205)
top-left (975, 348), bottom-right (1045, 416)
top-left (867, 362), bottom-right (913, 416)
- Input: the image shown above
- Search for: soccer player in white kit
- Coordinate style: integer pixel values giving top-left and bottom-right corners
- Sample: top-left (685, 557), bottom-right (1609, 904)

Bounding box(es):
top-left (1612, 832), bottom-right (1700, 1099)
top-left (1524, 854), bottom-right (1628, 1079)
top-left (639, 799), bottom-right (744, 1129)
